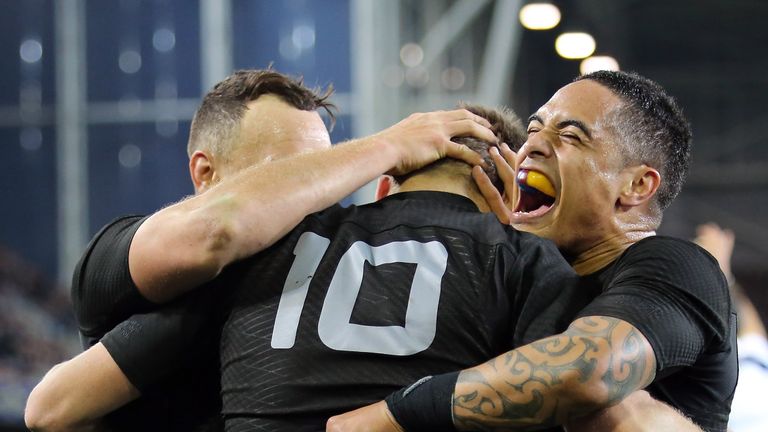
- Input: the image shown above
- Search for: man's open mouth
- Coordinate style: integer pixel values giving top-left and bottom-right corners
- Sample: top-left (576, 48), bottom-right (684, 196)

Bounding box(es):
top-left (514, 169), bottom-right (556, 216)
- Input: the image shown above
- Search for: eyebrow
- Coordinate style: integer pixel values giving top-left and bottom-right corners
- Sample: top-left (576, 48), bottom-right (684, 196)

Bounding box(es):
top-left (526, 114), bottom-right (592, 139)
top-left (557, 119), bottom-right (592, 139)
top-left (527, 114), bottom-right (543, 124)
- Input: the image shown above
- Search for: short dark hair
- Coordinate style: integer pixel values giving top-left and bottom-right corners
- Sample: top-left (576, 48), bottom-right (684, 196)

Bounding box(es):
top-left (394, 103), bottom-right (526, 193)
top-left (187, 69), bottom-right (336, 157)
top-left (574, 70), bottom-right (692, 212)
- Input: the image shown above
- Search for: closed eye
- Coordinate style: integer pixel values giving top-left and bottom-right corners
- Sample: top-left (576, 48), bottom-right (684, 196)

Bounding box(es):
top-left (560, 132), bottom-right (581, 142)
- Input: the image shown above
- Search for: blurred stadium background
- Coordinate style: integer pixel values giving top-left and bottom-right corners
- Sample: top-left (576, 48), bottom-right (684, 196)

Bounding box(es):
top-left (1, 0), bottom-right (766, 428)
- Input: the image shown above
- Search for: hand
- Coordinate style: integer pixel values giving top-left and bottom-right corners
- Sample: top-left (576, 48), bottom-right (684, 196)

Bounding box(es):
top-left (375, 109), bottom-right (498, 176)
top-left (473, 142), bottom-right (518, 224)
top-left (693, 223), bottom-right (734, 277)
top-left (326, 400), bottom-right (404, 432)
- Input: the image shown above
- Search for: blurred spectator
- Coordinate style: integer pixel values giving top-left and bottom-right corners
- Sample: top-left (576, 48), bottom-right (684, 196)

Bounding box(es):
top-left (0, 247), bottom-right (78, 426)
top-left (694, 223), bottom-right (768, 432)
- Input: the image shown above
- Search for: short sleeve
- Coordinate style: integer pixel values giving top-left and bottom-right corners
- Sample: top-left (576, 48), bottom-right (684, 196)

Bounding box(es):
top-left (576, 237), bottom-right (731, 374)
top-left (71, 215), bottom-right (155, 346)
top-left (100, 288), bottom-right (216, 392)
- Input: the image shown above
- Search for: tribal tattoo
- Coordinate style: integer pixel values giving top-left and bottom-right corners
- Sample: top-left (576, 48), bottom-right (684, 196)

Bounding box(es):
top-left (452, 316), bottom-right (656, 431)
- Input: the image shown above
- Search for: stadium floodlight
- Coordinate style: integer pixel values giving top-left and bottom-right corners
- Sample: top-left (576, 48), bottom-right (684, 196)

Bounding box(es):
top-left (555, 32), bottom-right (596, 59)
top-left (580, 56), bottom-right (620, 74)
top-left (519, 3), bottom-right (561, 30)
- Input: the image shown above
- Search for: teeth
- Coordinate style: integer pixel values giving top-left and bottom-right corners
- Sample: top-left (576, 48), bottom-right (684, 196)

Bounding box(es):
top-left (517, 170), bottom-right (555, 198)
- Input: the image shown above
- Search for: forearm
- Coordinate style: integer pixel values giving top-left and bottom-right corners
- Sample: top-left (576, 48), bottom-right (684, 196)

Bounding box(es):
top-left (130, 136), bottom-right (400, 302)
top-left (224, 134), bottom-right (401, 256)
top-left (25, 343), bottom-right (139, 431)
top-left (565, 390), bottom-right (702, 432)
top-left (327, 318), bottom-right (657, 432)
top-left (130, 108), bottom-right (494, 302)
top-left (452, 316), bottom-right (656, 431)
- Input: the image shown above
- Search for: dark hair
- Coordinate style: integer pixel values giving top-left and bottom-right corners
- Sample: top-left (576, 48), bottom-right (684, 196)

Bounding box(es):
top-left (187, 69), bottom-right (336, 157)
top-left (394, 103), bottom-right (526, 193)
top-left (574, 70), bottom-right (692, 211)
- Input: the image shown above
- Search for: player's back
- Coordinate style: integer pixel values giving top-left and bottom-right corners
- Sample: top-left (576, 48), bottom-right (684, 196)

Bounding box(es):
top-left (215, 191), bottom-right (578, 431)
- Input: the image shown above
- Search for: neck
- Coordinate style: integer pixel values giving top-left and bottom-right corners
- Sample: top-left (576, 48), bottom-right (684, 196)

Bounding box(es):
top-left (570, 229), bottom-right (655, 275)
top-left (396, 173), bottom-right (490, 212)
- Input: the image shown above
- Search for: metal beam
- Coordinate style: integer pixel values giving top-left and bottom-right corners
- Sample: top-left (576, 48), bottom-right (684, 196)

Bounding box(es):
top-left (199, 0), bottom-right (233, 93)
top-left (0, 93), bottom-right (351, 128)
top-left (477, 0), bottom-right (523, 106)
top-left (419, 0), bottom-right (492, 71)
top-left (55, 0), bottom-right (88, 283)
top-left (350, 0), bottom-right (401, 204)
top-left (89, 93), bottom-right (350, 125)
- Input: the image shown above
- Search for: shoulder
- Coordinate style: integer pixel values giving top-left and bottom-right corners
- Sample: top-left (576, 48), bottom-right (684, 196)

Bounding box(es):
top-left (71, 214), bottom-right (152, 338)
top-left (89, 215), bottom-right (148, 248)
top-left (623, 235), bottom-right (719, 265)
top-left (607, 235), bottom-right (731, 321)
top-left (74, 214), bottom-right (148, 281)
top-left (613, 236), bottom-right (723, 282)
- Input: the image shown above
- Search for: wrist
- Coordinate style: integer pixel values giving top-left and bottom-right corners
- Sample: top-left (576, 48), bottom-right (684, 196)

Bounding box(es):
top-left (369, 133), bottom-right (403, 172)
top-left (385, 372), bottom-right (459, 431)
top-left (345, 133), bottom-right (402, 174)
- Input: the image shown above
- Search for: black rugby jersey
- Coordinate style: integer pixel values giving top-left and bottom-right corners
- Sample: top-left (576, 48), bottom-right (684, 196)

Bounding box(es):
top-left (529, 236), bottom-right (736, 432)
top-left (575, 236), bottom-right (736, 432)
top-left (214, 191), bottom-right (579, 431)
top-left (71, 215), bottom-right (221, 431)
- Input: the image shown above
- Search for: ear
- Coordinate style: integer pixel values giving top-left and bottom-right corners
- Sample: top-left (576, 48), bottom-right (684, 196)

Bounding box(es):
top-left (375, 176), bottom-right (394, 201)
top-left (189, 150), bottom-right (217, 194)
top-left (618, 165), bottom-right (660, 208)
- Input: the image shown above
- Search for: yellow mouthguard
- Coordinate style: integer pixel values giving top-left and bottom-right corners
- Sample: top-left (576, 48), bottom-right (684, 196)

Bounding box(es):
top-left (526, 171), bottom-right (556, 197)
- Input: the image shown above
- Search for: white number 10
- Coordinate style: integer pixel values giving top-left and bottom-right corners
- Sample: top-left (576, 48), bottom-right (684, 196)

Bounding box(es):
top-left (271, 232), bottom-right (448, 356)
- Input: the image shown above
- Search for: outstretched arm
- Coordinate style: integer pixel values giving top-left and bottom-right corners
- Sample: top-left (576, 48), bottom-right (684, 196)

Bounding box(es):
top-left (328, 316), bottom-right (656, 432)
top-left (25, 343), bottom-right (138, 432)
top-left (455, 316), bottom-right (656, 429)
top-left (130, 109), bottom-right (496, 303)
top-left (28, 110), bottom-right (498, 430)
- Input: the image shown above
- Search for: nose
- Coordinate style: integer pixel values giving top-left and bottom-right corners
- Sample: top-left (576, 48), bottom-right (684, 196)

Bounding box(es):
top-left (519, 130), bottom-right (554, 162)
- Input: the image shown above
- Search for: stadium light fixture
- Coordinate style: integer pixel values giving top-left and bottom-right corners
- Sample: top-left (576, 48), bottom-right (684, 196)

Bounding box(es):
top-left (580, 55), bottom-right (620, 74)
top-left (519, 3), bottom-right (561, 30)
top-left (555, 32), bottom-right (596, 59)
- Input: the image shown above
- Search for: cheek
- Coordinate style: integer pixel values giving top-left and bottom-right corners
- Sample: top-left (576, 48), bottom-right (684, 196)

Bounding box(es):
top-left (562, 162), bottom-right (616, 221)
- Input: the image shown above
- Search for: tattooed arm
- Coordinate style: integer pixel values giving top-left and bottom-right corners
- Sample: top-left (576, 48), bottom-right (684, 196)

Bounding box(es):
top-left (326, 316), bottom-right (656, 432)
top-left (453, 316), bottom-right (656, 431)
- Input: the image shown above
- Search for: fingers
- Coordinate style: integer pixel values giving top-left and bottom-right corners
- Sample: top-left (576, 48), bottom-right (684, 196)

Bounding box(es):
top-left (696, 223), bottom-right (718, 236)
top-left (723, 228), bottom-right (735, 244)
top-left (490, 146), bottom-right (516, 190)
top-left (490, 146), bottom-right (519, 212)
top-left (442, 108), bottom-right (492, 129)
top-left (325, 401), bottom-right (402, 432)
top-left (489, 146), bottom-right (518, 209)
top-left (499, 142), bottom-right (518, 169)
top-left (444, 141), bottom-right (485, 168)
top-left (473, 166), bottom-right (511, 224)
top-left (696, 223), bottom-right (735, 243)
top-left (446, 119), bottom-right (497, 144)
